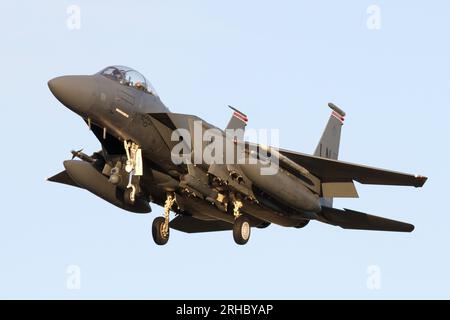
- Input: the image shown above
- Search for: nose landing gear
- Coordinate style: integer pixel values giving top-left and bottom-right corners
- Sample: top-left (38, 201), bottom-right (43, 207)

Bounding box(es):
top-left (152, 193), bottom-right (176, 246)
top-left (123, 140), bottom-right (142, 204)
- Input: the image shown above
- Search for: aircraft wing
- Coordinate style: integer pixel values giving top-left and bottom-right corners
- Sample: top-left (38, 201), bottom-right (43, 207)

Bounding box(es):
top-left (170, 215), bottom-right (233, 233)
top-left (279, 149), bottom-right (427, 187)
top-left (145, 111), bottom-right (427, 188)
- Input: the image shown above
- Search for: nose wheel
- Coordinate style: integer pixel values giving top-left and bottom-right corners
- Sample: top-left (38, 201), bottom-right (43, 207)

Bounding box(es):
top-left (152, 193), bottom-right (175, 246)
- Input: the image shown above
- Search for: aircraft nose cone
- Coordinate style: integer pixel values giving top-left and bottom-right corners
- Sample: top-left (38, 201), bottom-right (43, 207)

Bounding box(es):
top-left (48, 75), bottom-right (97, 116)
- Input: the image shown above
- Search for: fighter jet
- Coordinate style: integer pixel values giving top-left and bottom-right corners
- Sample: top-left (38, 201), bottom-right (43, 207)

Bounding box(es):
top-left (47, 65), bottom-right (427, 245)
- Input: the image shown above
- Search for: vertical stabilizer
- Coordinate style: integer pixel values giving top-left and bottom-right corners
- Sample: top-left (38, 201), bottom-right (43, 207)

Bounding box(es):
top-left (226, 105), bottom-right (248, 131)
top-left (314, 103), bottom-right (345, 160)
top-left (314, 103), bottom-right (346, 207)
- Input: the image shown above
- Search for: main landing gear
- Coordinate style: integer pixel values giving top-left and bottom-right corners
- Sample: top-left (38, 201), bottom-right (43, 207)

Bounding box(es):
top-left (150, 194), bottom-right (252, 246)
top-left (152, 193), bottom-right (175, 246)
top-left (231, 199), bottom-right (251, 245)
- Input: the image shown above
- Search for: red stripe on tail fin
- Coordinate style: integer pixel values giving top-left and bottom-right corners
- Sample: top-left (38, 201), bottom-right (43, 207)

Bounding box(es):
top-left (233, 111), bottom-right (248, 123)
top-left (332, 111), bottom-right (345, 123)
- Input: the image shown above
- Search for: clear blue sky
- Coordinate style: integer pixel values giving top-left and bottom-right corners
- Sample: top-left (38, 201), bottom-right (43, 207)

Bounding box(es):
top-left (0, 1), bottom-right (448, 299)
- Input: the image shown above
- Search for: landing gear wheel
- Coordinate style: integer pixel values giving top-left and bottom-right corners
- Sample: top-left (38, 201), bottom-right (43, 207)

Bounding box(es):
top-left (152, 217), bottom-right (169, 246)
top-left (233, 216), bottom-right (251, 245)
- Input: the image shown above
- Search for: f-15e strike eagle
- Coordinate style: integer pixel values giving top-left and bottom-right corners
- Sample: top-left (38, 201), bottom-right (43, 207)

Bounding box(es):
top-left (47, 65), bottom-right (427, 245)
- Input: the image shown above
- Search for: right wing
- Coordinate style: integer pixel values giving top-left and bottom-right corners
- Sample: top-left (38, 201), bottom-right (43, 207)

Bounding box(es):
top-left (279, 149), bottom-right (427, 187)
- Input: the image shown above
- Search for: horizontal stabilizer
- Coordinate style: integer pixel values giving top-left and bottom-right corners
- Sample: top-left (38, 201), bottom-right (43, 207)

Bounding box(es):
top-left (170, 215), bottom-right (233, 233)
top-left (317, 207), bottom-right (414, 232)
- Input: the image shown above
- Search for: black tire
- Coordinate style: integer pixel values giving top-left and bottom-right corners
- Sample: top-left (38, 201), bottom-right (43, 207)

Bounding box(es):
top-left (233, 216), bottom-right (251, 245)
top-left (152, 217), bottom-right (169, 246)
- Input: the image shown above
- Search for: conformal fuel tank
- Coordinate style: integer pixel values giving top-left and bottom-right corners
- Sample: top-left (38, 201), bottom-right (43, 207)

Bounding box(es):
top-left (239, 162), bottom-right (321, 213)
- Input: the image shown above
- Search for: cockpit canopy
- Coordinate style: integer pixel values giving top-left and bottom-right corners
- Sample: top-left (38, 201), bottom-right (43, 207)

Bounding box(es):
top-left (98, 65), bottom-right (158, 96)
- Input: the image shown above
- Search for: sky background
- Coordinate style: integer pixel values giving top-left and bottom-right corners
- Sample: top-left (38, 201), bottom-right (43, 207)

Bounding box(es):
top-left (0, 1), bottom-right (448, 299)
